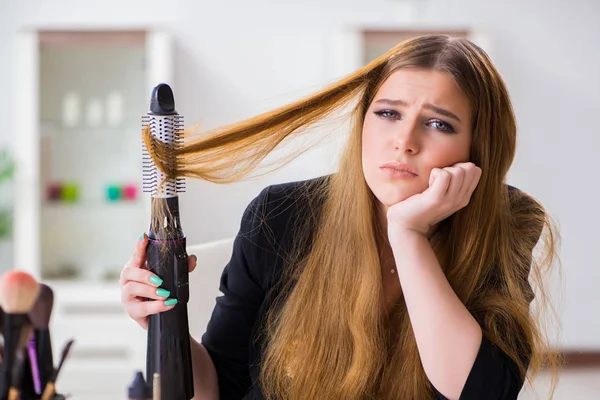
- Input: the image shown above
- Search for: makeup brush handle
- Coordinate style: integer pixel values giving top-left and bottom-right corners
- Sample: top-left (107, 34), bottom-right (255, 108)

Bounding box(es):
top-left (40, 381), bottom-right (55, 400)
top-left (0, 314), bottom-right (29, 399)
top-left (35, 330), bottom-right (54, 391)
top-left (27, 334), bottom-right (41, 394)
top-left (7, 387), bottom-right (19, 400)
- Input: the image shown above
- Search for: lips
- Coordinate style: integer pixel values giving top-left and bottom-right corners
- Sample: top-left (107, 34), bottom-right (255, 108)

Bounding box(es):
top-left (379, 161), bottom-right (418, 176)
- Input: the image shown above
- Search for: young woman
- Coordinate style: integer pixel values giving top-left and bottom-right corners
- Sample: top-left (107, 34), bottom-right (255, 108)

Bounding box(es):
top-left (120, 35), bottom-right (560, 399)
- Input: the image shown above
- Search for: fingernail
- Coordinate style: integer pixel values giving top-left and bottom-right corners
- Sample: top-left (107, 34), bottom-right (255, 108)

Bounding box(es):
top-left (156, 288), bottom-right (170, 297)
top-left (138, 233), bottom-right (145, 241)
top-left (164, 298), bottom-right (178, 307)
top-left (149, 275), bottom-right (163, 286)
top-left (191, 254), bottom-right (197, 263)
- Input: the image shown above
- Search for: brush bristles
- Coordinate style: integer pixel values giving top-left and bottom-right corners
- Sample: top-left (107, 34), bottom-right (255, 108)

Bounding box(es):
top-left (28, 284), bottom-right (54, 329)
top-left (142, 114), bottom-right (186, 196)
top-left (0, 271), bottom-right (40, 314)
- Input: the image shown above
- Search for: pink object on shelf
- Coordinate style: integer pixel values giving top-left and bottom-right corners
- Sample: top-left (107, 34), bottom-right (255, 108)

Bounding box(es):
top-left (123, 184), bottom-right (138, 201)
top-left (47, 184), bottom-right (62, 201)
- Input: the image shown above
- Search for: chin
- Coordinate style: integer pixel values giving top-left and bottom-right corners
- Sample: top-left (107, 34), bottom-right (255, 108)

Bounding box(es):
top-left (363, 170), bottom-right (426, 208)
top-left (371, 186), bottom-right (419, 208)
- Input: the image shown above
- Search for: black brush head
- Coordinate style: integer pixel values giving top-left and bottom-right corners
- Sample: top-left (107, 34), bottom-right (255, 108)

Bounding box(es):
top-left (52, 339), bottom-right (75, 382)
top-left (28, 284), bottom-right (54, 330)
top-left (149, 83), bottom-right (177, 116)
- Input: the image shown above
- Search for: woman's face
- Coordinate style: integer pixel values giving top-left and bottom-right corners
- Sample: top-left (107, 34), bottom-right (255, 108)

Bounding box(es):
top-left (362, 68), bottom-right (473, 212)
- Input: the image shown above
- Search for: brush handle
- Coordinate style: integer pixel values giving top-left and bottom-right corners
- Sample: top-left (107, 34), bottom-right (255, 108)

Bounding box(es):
top-left (7, 346), bottom-right (25, 400)
top-left (7, 349), bottom-right (34, 400)
top-left (7, 387), bottom-right (19, 400)
top-left (145, 237), bottom-right (193, 400)
top-left (40, 381), bottom-right (54, 400)
top-left (0, 313), bottom-right (29, 399)
top-left (27, 333), bottom-right (41, 394)
top-left (35, 329), bottom-right (54, 392)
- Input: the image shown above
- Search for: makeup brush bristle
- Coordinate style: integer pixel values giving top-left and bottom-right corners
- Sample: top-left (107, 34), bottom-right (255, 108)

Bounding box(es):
top-left (28, 284), bottom-right (54, 329)
top-left (0, 271), bottom-right (40, 314)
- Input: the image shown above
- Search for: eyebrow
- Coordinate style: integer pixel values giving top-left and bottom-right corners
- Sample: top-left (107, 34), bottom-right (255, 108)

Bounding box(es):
top-left (374, 98), bottom-right (462, 123)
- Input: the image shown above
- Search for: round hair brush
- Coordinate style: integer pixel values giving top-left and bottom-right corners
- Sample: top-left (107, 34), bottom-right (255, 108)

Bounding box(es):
top-left (141, 83), bottom-right (193, 400)
top-left (0, 271), bottom-right (40, 399)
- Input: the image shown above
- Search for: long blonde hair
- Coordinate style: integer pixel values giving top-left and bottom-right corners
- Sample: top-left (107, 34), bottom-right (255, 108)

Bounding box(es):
top-left (143, 34), bottom-right (561, 399)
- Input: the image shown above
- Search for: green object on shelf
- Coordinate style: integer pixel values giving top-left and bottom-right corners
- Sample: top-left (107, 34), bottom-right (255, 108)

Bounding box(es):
top-left (61, 183), bottom-right (79, 202)
top-left (0, 149), bottom-right (14, 239)
top-left (107, 185), bottom-right (121, 201)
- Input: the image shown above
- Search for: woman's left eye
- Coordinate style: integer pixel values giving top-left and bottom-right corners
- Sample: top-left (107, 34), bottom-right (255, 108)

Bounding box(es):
top-left (428, 120), bottom-right (456, 133)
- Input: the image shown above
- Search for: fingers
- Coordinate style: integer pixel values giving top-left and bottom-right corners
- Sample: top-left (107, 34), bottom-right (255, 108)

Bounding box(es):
top-left (452, 163), bottom-right (481, 203)
top-left (131, 233), bottom-right (148, 269)
top-left (444, 166), bottom-right (466, 199)
top-left (429, 162), bottom-right (481, 207)
top-left (189, 254), bottom-right (197, 273)
top-left (428, 168), bottom-right (451, 199)
top-left (121, 281), bottom-right (172, 303)
top-left (125, 298), bottom-right (177, 324)
top-left (467, 165), bottom-right (482, 197)
top-left (120, 264), bottom-right (162, 288)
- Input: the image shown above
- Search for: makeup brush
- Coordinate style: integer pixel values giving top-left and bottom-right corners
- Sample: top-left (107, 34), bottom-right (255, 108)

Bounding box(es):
top-left (28, 283), bottom-right (54, 393)
top-left (40, 339), bottom-right (74, 400)
top-left (7, 324), bottom-right (34, 400)
top-left (0, 271), bottom-right (40, 399)
top-left (0, 305), bottom-right (4, 364)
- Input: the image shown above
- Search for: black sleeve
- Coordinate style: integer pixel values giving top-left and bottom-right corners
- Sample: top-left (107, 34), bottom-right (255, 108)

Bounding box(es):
top-left (433, 336), bottom-right (527, 400)
top-left (201, 187), bottom-right (271, 399)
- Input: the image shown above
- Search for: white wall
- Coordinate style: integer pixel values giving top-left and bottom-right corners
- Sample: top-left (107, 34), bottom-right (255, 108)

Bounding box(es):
top-left (0, 0), bottom-right (598, 349)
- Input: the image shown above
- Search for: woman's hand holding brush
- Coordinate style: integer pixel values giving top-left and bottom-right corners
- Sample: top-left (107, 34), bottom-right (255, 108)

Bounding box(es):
top-left (120, 233), bottom-right (197, 329)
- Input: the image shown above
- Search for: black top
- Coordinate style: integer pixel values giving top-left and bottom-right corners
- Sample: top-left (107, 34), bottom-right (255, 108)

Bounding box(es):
top-left (201, 176), bottom-right (528, 400)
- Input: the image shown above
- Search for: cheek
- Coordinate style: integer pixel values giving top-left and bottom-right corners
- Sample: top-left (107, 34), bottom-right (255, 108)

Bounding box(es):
top-left (361, 132), bottom-right (374, 164)
top-left (361, 117), bottom-right (382, 163)
top-left (427, 137), bottom-right (472, 168)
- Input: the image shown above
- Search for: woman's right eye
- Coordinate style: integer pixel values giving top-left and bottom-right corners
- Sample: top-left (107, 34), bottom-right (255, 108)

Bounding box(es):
top-left (374, 110), bottom-right (400, 120)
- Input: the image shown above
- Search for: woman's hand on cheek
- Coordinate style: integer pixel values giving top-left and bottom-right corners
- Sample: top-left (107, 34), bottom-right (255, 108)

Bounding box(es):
top-left (386, 162), bottom-right (482, 238)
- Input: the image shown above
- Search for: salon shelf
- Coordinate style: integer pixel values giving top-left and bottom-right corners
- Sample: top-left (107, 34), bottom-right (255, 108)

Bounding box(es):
top-left (41, 123), bottom-right (142, 137)
top-left (12, 28), bottom-right (173, 284)
top-left (42, 201), bottom-right (144, 209)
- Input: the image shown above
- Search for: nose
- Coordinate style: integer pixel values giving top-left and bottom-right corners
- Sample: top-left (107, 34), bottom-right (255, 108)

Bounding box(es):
top-left (393, 117), bottom-right (420, 154)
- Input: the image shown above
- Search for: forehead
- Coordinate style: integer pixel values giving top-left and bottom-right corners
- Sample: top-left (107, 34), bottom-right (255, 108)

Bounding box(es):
top-left (374, 68), bottom-right (471, 118)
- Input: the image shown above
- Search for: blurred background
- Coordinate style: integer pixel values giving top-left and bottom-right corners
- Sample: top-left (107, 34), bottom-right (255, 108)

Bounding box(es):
top-left (0, 0), bottom-right (598, 398)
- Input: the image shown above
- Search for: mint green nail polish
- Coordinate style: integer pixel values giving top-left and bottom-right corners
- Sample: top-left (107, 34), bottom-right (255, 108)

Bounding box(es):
top-left (156, 288), bottom-right (170, 297)
top-left (164, 298), bottom-right (178, 307)
top-left (138, 233), bottom-right (145, 241)
top-left (149, 275), bottom-right (163, 286)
